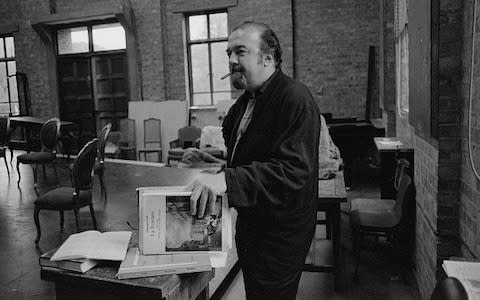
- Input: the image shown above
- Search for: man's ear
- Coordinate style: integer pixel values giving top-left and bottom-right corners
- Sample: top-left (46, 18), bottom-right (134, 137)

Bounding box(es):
top-left (264, 53), bottom-right (274, 66)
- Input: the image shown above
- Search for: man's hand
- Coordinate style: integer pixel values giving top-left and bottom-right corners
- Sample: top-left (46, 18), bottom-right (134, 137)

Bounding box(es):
top-left (187, 172), bottom-right (227, 218)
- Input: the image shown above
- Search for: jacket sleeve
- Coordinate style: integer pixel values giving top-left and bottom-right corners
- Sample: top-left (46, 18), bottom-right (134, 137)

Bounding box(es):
top-left (224, 86), bottom-right (320, 208)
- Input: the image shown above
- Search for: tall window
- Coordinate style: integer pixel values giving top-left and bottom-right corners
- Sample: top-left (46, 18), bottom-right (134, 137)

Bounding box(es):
top-left (56, 22), bottom-right (128, 139)
top-left (186, 11), bottom-right (231, 107)
top-left (0, 36), bottom-right (19, 116)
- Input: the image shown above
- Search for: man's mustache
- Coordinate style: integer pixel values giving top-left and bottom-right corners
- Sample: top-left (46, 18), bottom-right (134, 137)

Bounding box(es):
top-left (220, 65), bottom-right (244, 80)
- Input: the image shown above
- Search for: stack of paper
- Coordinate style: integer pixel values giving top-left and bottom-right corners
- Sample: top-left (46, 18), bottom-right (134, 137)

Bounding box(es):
top-left (39, 248), bottom-right (98, 273)
top-left (51, 230), bottom-right (132, 261)
top-left (40, 230), bottom-right (132, 274)
top-left (118, 185), bottom-right (233, 279)
top-left (117, 248), bottom-right (211, 279)
top-left (442, 260), bottom-right (480, 299)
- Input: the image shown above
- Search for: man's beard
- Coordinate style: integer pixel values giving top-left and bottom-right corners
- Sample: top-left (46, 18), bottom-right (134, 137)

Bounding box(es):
top-left (231, 71), bottom-right (247, 90)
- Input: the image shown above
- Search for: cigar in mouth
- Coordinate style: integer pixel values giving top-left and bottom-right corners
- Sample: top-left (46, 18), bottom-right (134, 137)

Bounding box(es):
top-left (220, 72), bottom-right (232, 80)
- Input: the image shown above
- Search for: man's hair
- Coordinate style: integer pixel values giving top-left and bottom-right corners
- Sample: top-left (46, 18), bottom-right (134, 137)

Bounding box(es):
top-left (232, 21), bottom-right (283, 68)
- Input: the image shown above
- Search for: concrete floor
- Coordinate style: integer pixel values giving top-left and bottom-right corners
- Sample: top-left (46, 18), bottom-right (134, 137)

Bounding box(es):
top-left (0, 152), bottom-right (421, 299)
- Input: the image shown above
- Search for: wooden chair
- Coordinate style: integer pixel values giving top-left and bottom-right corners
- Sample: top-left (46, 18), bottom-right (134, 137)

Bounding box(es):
top-left (138, 118), bottom-right (162, 162)
top-left (350, 158), bottom-right (413, 277)
top-left (118, 118), bottom-right (136, 160)
top-left (0, 117), bottom-right (10, 176)
top-left (94, 124), bottom-right (111, 200)
top-left (33, 138), bottom-right (99, 244)
top-left (167, 125), bottom-right (201, 164)
top-left (16, 118), bottom-right (60, 187)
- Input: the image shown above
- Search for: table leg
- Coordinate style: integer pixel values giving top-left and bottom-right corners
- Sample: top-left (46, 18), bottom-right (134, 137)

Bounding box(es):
top-left (332, 204), bottom-right (341, 291)
top-left (195, 286), bottom-right (209, 300)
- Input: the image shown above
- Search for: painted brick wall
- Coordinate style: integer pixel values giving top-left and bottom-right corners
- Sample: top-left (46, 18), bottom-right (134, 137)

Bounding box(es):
top-left (294, 0), bottom-right (380, 119)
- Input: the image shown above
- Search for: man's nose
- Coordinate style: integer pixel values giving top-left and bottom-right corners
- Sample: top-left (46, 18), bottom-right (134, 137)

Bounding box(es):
top-left (229, 52), bottom-right (238, 65)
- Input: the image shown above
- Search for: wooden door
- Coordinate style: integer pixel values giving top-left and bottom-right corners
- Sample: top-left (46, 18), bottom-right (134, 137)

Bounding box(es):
top-left (92, 54), bottom-right (128, 132)
top-left (58, 58), bottom-right (96, 142)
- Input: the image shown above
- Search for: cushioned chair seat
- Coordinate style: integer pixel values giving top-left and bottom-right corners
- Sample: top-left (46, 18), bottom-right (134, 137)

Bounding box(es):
top-left (351, 198), bottom-right (395, 212)
top-left (34, 187), bottom-right (92, 209)
top-left (138, 147), bottom-right (162, 152)
top-left (17, 152), bottom-right (55, 163)
top-left (350, 209), bottom-right (400, 228)
top-left (169, 147), bottom-right (185, 156)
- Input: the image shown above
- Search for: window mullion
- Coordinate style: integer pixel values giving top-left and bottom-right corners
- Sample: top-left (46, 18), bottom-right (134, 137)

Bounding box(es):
top-left (88, 26), bottom-right (93, 53)
top-left (206, 14), bottom-right (214, 105)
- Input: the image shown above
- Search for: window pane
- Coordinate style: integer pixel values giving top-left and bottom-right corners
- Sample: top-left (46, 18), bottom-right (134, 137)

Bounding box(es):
top-left (57, 27), bottom-right (89, 54)
top-left (190, 44), bottom-right (211, 94)
top-left (92, 23), bottom-right (126, 51)
top-left (5, 37), bottom-right (14, 58)
top-left (211, 42), bottom-right (230, 93)
top-left (7, 62), bottom-right (17, 101)
top-left (7, 60), bottom-right (16, 76)
top-left (0, 39), bottom-right (4, 58)
top-left (10, 102), bottom-right (19, 115)
top-left (193, 93), bottom-right (211, 106)
top-left (0, 62), bottom-right (7, 102)
top-left (213, 92), bottom-right (231, 104)
top-left (209, 13), bottom-right (228, 38)
top-left (189, 15), bottom-right (208, 40)
top-left (0, 103), bottom-right (10, 115)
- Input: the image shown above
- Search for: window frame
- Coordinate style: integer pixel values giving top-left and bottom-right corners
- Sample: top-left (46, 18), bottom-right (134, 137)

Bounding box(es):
top-left (55, 19), bottom-right (126, 57)
top-left (185, 10), bottom-right (231, 108)
top-left (0, 35), bottom-right (19, 116)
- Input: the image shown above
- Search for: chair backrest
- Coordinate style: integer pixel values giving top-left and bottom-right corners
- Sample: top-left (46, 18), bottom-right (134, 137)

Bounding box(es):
top-left (72, 138), bottom-right (98, 191)
top-left (119, 118), bottom-right (136, 146)
top-left (98, 123), bottom-right (112, 162)
top-left (178, 125), bottom-right (201, 148)
top-left (0, 117), bottom-right (10, 146)
top-left (144, 118), bottom-right (161, 148)
top-left (40, 118), bottom-right (60, 153)
top-left (392, 159), bottom-right (413, 219)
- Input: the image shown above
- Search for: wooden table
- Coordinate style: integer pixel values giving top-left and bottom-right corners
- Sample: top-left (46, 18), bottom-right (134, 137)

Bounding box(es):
top-left (10, 116), bottom-right (80, 153)
top-left (304, 171), bottom-right (347, 291)
top-left (41, 264), bottom-right (213, 300)
top-left (327, 119), bottom-right (385, 188)
top-left (40, 165), bottom-right (215, 300)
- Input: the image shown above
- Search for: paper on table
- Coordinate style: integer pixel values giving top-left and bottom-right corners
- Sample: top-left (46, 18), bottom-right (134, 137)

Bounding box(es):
top-left (209, 251), bottom-right (228, 268)
top-left (51, 230), bottom-right (132, 261)
top-left (378, 140), bottom-right (403, 147)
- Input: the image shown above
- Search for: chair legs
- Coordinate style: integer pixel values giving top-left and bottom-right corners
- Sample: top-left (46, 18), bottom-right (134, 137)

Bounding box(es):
top-left (352, 227), bottom-right (362, 279)
top-left (42, 164), bottom-right (47, 180)
top-left (16, 161), bottom-right (21, 186)
top-left (73, 208), bottom-right (80, 232)
top-left (59, 210), bottom-right (64, 229)
top-left (89, 203), bottom-right (97, 230)
top-left (17, 161), bottom-right (57, 187)
top-left (3, 155), bottom-right (9, 176)
top-left (34, 206), bottom-right (97, 244)
top-left (34, 206), bottom-right (41, 244)
top-left (97, 169), bottom-right (107, 201)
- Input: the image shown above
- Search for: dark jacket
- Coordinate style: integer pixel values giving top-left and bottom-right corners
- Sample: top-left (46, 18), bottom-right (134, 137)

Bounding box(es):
top-left (223, 70), bottom-right (321, 283)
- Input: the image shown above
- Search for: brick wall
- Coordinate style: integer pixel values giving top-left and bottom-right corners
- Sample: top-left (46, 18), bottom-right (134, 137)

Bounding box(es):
top-left (460, 0), bottom-right (480, 259)
top-left (397, 0), bottom-right (467, 298)
top-left (295, 0), bottom-right (380, 119)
